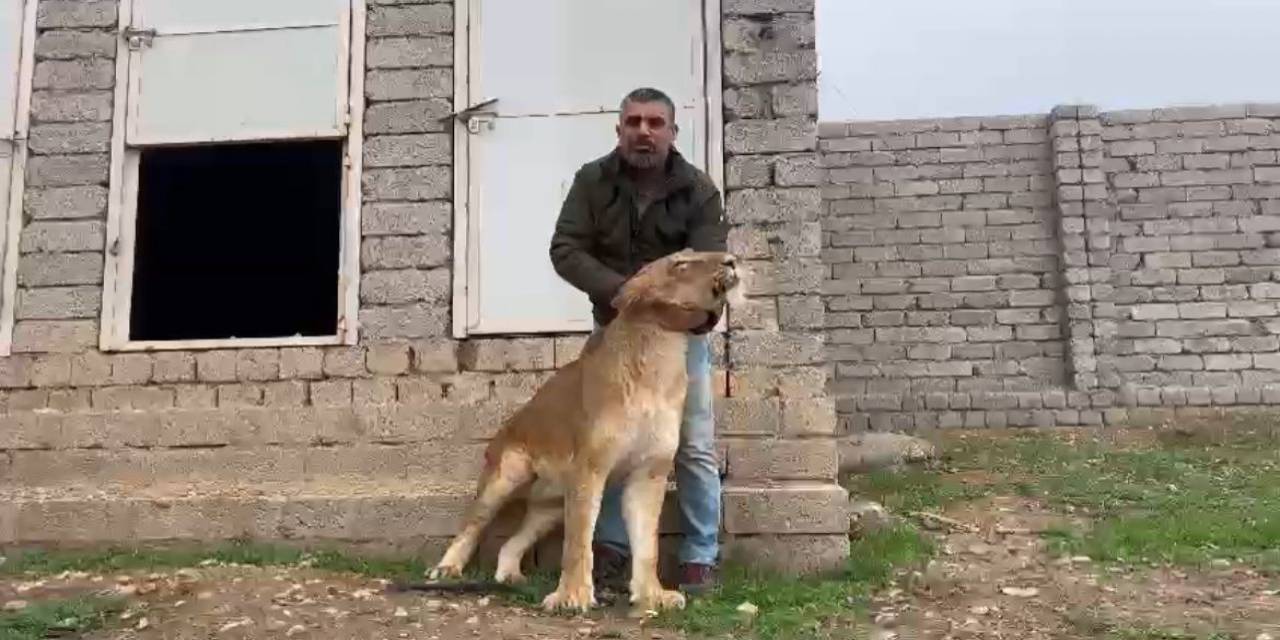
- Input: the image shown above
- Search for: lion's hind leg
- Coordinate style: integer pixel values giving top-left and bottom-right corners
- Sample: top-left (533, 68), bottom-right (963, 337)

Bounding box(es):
top-left (494, 478), bottom-right (564, 585)
top-left (428, 449), bottom-right (533, 580)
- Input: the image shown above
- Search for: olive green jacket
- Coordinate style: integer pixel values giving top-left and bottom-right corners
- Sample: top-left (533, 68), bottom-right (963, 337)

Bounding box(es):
top-left (549, 147), bottom-right (727, 326)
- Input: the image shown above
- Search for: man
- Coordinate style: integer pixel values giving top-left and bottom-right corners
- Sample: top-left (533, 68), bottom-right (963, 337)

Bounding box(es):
top-left (548, 87), bottom-right (726, 595)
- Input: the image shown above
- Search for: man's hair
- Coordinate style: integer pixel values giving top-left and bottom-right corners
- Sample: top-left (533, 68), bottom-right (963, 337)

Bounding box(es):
top-left (619, 87), bottom-right (676, 122)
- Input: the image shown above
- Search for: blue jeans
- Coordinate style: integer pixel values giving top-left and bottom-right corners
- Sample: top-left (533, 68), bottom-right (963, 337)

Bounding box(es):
top-left (592, 332), bottom-right (722, 566)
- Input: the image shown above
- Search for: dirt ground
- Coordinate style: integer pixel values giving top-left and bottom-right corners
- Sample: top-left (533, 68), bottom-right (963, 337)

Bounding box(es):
top-left (1, 564), bottom-right (688, 640)
top-left (5, 425), bottom-right (1280, 639)
top-left (870, 494), bottom-right (1280, 640)
top-left (5, 496), bottom-right (1277, 640)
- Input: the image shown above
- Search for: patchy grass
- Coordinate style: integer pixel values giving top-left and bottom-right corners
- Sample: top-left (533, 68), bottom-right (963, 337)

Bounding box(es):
top-left (0, 595), bottom-right (125, 640)
top-left (654, 524), bottom-right (935, 640)
top-left (2, 530), bottom-right (933, 640)
top-left (848, 419), bottom-right (1280, 571)
top-left (850, 466), bottom-right (989, 513)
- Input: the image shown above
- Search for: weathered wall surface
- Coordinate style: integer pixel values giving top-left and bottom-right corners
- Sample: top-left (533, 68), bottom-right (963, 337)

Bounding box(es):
top-left (1, 0), bottom-right (848, 575)
top-left (820, 114), bottom-right (1065, 433)
top-left (819, 103), bottom-right (1280, 433)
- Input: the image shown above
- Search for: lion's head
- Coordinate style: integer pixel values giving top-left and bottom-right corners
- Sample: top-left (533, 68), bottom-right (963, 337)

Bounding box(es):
top-left (610, 249), bottom-right (744, 334)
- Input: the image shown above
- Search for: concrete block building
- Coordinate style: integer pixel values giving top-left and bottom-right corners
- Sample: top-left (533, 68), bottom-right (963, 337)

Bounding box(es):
top-left (0, 0), bottom-right (848, 574)
top-left (7, 0), bottom-right (1280, 578)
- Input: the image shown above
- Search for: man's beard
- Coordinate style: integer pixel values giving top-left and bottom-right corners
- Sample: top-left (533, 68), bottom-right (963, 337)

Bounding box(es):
top-left (620, 147), bottom-right (667, 169)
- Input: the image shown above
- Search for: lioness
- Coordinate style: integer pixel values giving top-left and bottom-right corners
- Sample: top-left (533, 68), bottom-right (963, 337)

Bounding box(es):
top-left (427, 249), bottom-right (742, 613)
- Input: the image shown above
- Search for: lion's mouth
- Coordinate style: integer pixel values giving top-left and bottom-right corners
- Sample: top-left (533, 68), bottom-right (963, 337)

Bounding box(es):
top-left (690, 310), bottom-right (720, 335)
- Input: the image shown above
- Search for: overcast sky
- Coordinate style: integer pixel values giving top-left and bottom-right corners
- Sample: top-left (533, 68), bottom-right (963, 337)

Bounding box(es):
top-left (816, 0), bottom-right (1280, 121)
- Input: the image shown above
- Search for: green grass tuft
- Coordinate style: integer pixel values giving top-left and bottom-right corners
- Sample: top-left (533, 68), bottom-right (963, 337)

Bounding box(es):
top-left (849, 425), bottom-right (1280, 571)
top-left (656, 524), bottom-right (934, 640)
top-left (0, 595), bottom-right (125, 640)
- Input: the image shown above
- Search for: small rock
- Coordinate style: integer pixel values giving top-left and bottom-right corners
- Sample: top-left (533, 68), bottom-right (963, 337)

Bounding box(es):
top-left (736, 601), bottom-right (759, 622)
top-left (219, 618), bottom-right (253, 633)
top-left (477, 596), bottom-right (491, 607)
top-left (136, 617), bottom-right (150, 630)
top-left (1210, 558), bottom-right (1231, 569)
top-left (394, 607), bottom-right (409, 618)
top-left (969, 605), bottom-right (992, 615)
top-left (424, 599), bottom-right (443, 611)
top-left (286, 624), bottom-right (307, 637)
top-left (1071, 555), bottom-right (1092, 563)
top-left (840, 432), bottom-right (939, 473)
top-left (3, 600), bottom-right (27, 612)
top-left (465, 616), bottom-right (480, 625)
top-left (1257, 634), bottom-right (1274, 640)
top-left (849, 500), bottom-right (896, 537)
top-left (1000, 586), bottom-right (1039, 598)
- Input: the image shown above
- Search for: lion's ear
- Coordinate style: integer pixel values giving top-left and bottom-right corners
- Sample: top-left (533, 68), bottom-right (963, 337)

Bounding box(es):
top-left (652, 301), bottom-right (710, 333)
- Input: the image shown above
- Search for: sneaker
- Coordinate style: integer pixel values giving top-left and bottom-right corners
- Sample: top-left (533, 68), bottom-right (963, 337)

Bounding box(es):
top-left (677, 562), bottom-right (716, 595)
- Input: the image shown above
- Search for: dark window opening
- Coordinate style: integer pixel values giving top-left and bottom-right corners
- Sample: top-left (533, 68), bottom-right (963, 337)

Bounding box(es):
top-left (129, 139), bottom-right (343, 342)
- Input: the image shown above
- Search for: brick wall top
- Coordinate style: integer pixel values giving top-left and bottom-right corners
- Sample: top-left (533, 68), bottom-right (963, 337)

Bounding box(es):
top-left (818, 103), bottom-right (1280, 136)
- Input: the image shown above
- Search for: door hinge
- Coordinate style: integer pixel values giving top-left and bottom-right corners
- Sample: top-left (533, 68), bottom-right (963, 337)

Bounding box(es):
top-left (121, 26), bottom-right (156, 50)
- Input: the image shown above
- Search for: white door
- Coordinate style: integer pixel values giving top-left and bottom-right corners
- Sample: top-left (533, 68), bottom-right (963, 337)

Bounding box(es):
top-left (458, 0), bottom-right (710, 335)
top-left (0, 0), bottom-right (23, 137)
top-left (1, 0), bottom-right (27, 305)
top-left (124, 0), bottom-right (350, 145)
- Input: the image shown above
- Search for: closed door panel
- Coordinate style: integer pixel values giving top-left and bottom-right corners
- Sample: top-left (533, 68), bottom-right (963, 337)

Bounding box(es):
top-left (469, 107), bottom-right (703, 333)
top-left (135, 0), bottom-right (345, 32)
top-left (128, 28), bottom-right (346, 145)
top-left (474, 0), bottom-right (700, 117)
top-left (0, 0), bottom-right (24, 138)
top-left (126, 0), bottom-right (348, 145)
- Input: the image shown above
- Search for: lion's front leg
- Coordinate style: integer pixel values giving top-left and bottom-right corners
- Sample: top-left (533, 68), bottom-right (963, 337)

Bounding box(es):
top-left (542, 467), bottom-right (607, 613)
top-left (623, 459), bottom-right (685, 612)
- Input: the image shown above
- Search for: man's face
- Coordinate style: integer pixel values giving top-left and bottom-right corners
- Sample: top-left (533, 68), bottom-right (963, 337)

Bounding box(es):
top-left (616, 99), bottom-right (676, 170)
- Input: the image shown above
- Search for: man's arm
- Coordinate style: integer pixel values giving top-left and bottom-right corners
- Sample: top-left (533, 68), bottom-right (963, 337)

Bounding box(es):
top-left (686, 187), bottom-right (728, 252)
top-left (549, 170), bottom-right (628, 302)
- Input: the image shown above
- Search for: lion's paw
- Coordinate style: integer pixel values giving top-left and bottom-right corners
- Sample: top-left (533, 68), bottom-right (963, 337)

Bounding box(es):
top-left (541, 584), bottom-right (596, 613)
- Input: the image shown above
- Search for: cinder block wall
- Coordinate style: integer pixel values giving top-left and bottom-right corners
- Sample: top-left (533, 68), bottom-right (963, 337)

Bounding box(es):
top-left (2, 0), bottom-right (849, 576)
top-left (819, 103), bottom-right (1280, 432)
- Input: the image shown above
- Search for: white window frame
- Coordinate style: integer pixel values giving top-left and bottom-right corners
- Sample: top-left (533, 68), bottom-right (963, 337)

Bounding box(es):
top-left (0, 0), bottom-right (38, 357)
top-left (448, 0), bottom-right (726, 339)
top-left (99, 0), bottom-right (366, 352)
